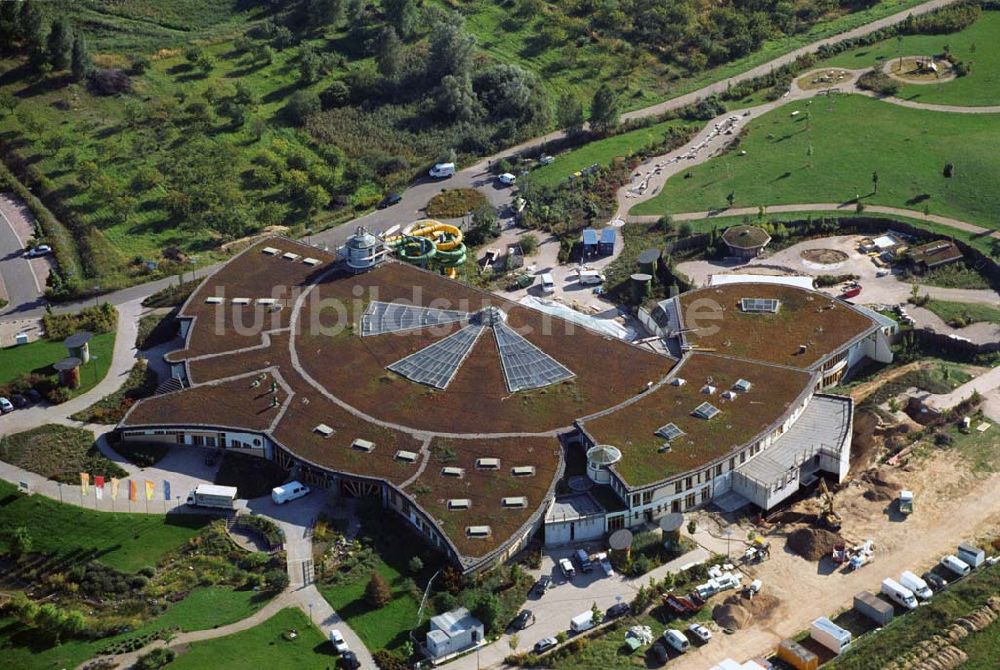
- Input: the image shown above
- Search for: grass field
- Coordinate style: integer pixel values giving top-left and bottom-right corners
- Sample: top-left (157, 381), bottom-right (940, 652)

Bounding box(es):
top-left (167, 607), bottom-right (331, 670)
top-left (958, 614), bottom-right (1000, 669)
top-left (632, 95), bottom-right (1000, 232)
top-left (530, 119), bottom-right (697, 188)
top-left (131, 587), bottom-right (271, 635)
top-left (815, 10), bottom-right (1000, 106)
top-left (0, 331), bottom-right (115, 396)
top-left (0, 480), bottom-right (212, 573)
top-left (0, 424), bottom-right (126, 483)
top-left (923, 299), bottom-right (1000, 326)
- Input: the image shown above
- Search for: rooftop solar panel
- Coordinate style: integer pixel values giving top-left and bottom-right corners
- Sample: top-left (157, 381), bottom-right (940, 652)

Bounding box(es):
top-left (692, 401), bottom-right (721, 420)
top-left (739, 298), bottom-right (780, 314)
top-left (656, 422), bottom-right (686, 441)
top-left (387, 325), bottom-right (484, 389)
top-left (493, 322), bottom-right (574, 392)
top-left (361, 301), bottom-right (470, 336)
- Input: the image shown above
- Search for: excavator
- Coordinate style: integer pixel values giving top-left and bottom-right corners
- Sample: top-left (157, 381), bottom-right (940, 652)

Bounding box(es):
top-left (818, 478), bottom-right (842, 531)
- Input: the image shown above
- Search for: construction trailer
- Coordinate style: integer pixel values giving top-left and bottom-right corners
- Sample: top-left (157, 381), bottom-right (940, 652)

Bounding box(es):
top-left (854, 591), bottom-right (894, 626)
top-left (776, 639), bottom-right (819, 670)
top-left (810, 617), bottom-right (852, 655)
top-left (957, 542), bottom-right (985, 568)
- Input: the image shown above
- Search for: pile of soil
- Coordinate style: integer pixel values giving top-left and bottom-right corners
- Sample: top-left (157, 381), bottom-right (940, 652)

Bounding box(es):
top-left (801, 248), bottom-right (848, 264)
top-left (861, 467), bottom-right (903, 502)
top-left (745, 593), bottom-right (780, 620)
top-left (786, 527), bottom-right (844, 560)
top-left (712, 600), bottom-right (752, 630)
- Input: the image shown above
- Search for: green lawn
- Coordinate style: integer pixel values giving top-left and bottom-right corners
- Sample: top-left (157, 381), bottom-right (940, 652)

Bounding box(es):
top-left (0, 480), bottom-right (213, 573)
top-left (923, 299), bottom-right (1000, 326)
top-left (530, 120), bottom-right (696, 188)
top-left (167, 608), bottom-right (332, 670)
top-left (0, 331), bottom-right (115, 396)
top-left (815, 10), bottom-right (1000, 106)
top-left (958, 614), bottom-right (1000, 669)
top-left (632, 95), bottom-right (1000, 232)
top-left (132, 587), bottom-right (271, 635)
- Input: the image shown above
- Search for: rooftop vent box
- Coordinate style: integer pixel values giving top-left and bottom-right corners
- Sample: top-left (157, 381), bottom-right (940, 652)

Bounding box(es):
top-left (283, 252), bottom-right (301, 260)
top-left (262, 246), bottom-right (279, 255)
top-left (466, 525), bottom-right (492, 538)
top-left (442, 467), bottom-right (465, 477)
top-left (314, 424), bottom-right (334, 437)
top-left (502, 496), bottom-right (528, 508)
top-left (733, 379), bottom-right (752, 392)
top-left (448, 498), bottom-right (471, 510)
top-left (671, 378), bottom-right (686, 387)
top-left (395, 450), bottom-right (418, 462)
top-left (303, 257), bottom-right (321, 266)
top-left (512, 466), bottom-right (536, 477)
top-left (256, 298), bottom-right (277, 306)
top-left (721, 390), bottom-right (737, 400)
top-left (701, 384), bottom-right (717, 395)
top-left (476, 457), bottom-right (500, 470)
top-left (351, 438), bottom-right (375, 452)
top-left (205, 296), bottom-right (224, 305)
top-left (232, 297), bottom-right (251, 305)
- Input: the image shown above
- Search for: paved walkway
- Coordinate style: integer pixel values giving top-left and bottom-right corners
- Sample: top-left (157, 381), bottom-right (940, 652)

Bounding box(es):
top-left (922, 364), bottom-right (1000, 412)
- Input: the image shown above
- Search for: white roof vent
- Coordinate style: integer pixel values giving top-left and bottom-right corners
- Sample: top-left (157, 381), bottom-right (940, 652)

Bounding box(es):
top-left (205, 296), bottom-right (224, 304)
top-left (282, 252), bottom-right (300, 260)
top-left (256, 298), bottom-right (277, 306)
top-left (448, 498), bottom-right (471, 510)
top-left (314, 424), bottom-right (334, 437)
top-left (232, 297), bottom-right (251, 305)
top-left (466, 525), bottom-right (492, 538)
top-left (442, 467), bottom-right (464, 477)
top-left (395, 450), bottom-right (418, 462)
top-left (351, 439), bottom-right (375, 452)
top-left (721, 390), bottom-right (737, 400)
top-left (502, 496), bottom-right (528, 508)
top-left (671, 377), bottom-right (687, 386)
top-left (303, 257), bottom-right (321, 266)
top-left (733, 379), bottom-right (752, 392)
top-left (702, 384), bottom-right (717, 395)
top-left (512, 466), bottom-right (536, 477)
top-left (476, 457), bottom-right (500, 470)
top-left (262, 246), bottom-right (280, 255)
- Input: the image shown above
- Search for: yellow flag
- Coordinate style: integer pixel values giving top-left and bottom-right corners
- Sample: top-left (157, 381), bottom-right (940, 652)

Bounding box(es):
top-left (145, 480), bottom-right (155, 501)
top-left (80, 472), bottom-right (90, 496)
top-left (111, 477), bottom-right (120, 500)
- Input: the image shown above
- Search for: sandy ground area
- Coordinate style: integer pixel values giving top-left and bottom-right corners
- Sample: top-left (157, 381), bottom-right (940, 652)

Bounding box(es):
top-left (0, 315), bottom-right (42, 347)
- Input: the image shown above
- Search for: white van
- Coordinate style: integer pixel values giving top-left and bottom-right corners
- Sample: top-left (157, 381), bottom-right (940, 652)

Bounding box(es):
top-left (662, 629), bottom-right (689, 653)
top-left (559, 557), bottom-right (576, 579)
top-left (429, 162), bottom-right (456, 178)
top-left (271, 480), bottom-right (311, 505)
top-left (570, 611), bottom-right (594, 633)
top-left (899, 571), bottom-right (933, 600)
top-left (941, 554), bottom-right (971, 577)
top-left (539, 273), bottom-right (555, 294)
top-left (576, 269), bottom-right (604, 285)
top-left (880, 578), bottom-right (918, 610)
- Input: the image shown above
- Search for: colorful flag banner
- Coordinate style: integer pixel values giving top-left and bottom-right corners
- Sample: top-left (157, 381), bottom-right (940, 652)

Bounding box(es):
top-left (163, 480), bottom-right (171, 501)
top-left (145, 480), bottom-right (155, 501)
top-left (111, 477), bottom-right (120, 500)
top-left (80, 473), bottom-right (90, 496)
top-left (95, 475), bottom-right (105, 500)
top-left (129, 479), bottom-right (138, 502)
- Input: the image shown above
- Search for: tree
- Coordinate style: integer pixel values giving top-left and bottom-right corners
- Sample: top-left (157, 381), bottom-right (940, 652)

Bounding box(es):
top-left (408, 556), bottom-right (424, 574)
top-left (384, 0), bottom-right (420, 39)
top-left (375, 27), bottom-right (403, 81)
top-left (679, 221), bottom-right (693, 236)
top-left (436, 74), bottom-right (479, 122)
top-left (428, 19), bottom-right (475, 81)
top-left (0, 90), bottom-right (17, 116)
top-left (589, 84), bottom-right (620, 134)
top-left (519, 233), bottom-right (539, 255)
top-left (10, 525), bottom-right (32, 557)
top-left (726, 191), bottom-right (735, 208)
top-left (304, 184), bottom-right (329, 214)
top-left (46, 18), bottom-right (72, 71)
top-left (943, 162), bottom-right (955, 178)
top-left (20, 1), bottom-right (45, 57)
top-left (78, 161), bottom-right (99, 188)
top-left (472, 592), bottom-right (502, 633)
top-left (658, 214), bottom-right (674, 235)
top-left (299, 48), bottom-right (322, 84)
top-left (590, 601), bottom-right (604, 625)
top-left (556, 93), bottom-right (584, 135)
top-left (365, 571), bottom-right (392, 608)
top-left (36, 604), bottom-right (68, 643)
top-left (285, 89), bottom-right (321, 126)
top-left (309, 0), bottom-right (344, 26)
top-left (475, 63), bottom-right (536, 120)
top-left (70, 33), bottom-right (92, 82)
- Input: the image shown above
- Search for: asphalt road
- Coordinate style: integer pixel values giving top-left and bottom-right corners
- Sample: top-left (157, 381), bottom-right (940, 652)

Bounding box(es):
top-left (0, 199), bottom-right (43, 316)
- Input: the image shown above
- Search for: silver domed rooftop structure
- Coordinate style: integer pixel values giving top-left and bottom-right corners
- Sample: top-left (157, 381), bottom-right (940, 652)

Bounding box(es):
top-left (586, 444), bottom-right (622, 484)
top-left (343, 226), bottom-right (385, 272)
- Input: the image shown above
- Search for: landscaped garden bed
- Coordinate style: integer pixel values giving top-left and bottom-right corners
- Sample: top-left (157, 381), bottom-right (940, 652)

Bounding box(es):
top-left (0, 425), bottom-right (126, 483)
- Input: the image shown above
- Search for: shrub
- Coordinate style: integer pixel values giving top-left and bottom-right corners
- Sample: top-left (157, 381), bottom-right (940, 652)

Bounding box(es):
top-left (285, 90), bottom-right (320, 126)
top-left (365, 572), bottom-right (392, 608)
top-left (857, 69), bottom-right (900, 96)
top-left (88, 69), bottom-right (132, 96)
top-left (373, 650), bottom-right (409, 670)
top-left (264, 569), bottom-right (290, 592)
top-left (135, 648), bottom-right (175, 670)
top-left (408, 556), bottom-right (424, 574)
top-left (519, 233), bottom-right (539, 256)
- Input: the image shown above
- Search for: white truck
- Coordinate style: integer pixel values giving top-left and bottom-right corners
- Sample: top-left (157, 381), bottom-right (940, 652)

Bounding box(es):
top-left (429, 162), bottom-right (456, 178)
top-left (185, 484), bottom-right (239, 509)
top-left (880, 578), bottom-right (918, 610)
top-left (899, 571), bottom-right (933, 600)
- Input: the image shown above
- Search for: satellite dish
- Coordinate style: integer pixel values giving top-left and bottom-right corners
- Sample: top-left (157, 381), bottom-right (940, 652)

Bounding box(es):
top-left (660, 513), bottom-right (685, 533)
top-left (609, 529), bottom-right (634, 551)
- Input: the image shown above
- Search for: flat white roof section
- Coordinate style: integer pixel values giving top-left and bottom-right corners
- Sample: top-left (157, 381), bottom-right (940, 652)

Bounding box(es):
top-left (448, 498), bottom-right (471, 510)
top-left (476, 457), bottom-right (500, 469)
top-left (205, 296), bottom-right (224, 304)
top-left (256, 298), bottom-right (277, 305)
top-left (262, 246), bottom-right (280, 255)
top-left (395, 450), bottom-right (418, 462)
top-left (466, 525), bottom-right (491, 537)
top-left (314, 423), bottom-right (334, 437)
top-left (709, 274), bottom-right (814, 290)
top-left (231, 297), bottom-right (251, 305)
top-left (282, 252), bottom-right (300, 260)
top-left (303, 257), bottom-right (321, 266)
top-left (512, 466), bottom-right (536, 477)
top-left (502, 496), bottom-right (528, 508)
top-left (442, 467), bottom-right (464, 477)
top-left (351, 438), bottom-right (375, 452)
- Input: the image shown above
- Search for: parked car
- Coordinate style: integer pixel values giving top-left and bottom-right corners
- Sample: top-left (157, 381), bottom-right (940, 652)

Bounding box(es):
top-left (534, 637), bottom-right (558, 653)
top-left (538, 154), bottom-right (555, 166)
top-left (606, 602), bottom-right (629, 619)
top-left (663, 628), bottom-right (689, 653)
top-left (687, 623), bottom-right (712, 643)
top-left (511, 609), bottom-right (535, 630)
top-left (377, 193), bottom-right (402, 209)
top-left (0, 397), bottom-right (14, 413)
top-left (329, 629), bottom-right (350, 654)
top-left (24, 244), bottom-right (51, 258)
top-left (497, 172), bottom-right (516, 186)
top-left (532, 575), bottom-right (552, 595)
top-left (574, 548), bottom-right (593, 572)
top-left (922, 571), bottom-right (947, 592)
top-left (596, 552), bottom-right (614, 577)
top-left (11, 394), bottom-right (28, 408)
top-left (25, 389), bottom-right (42, 403)
top-left (650, 642), bottom-right (669, 663)
top-left (429, 162), bottom-right (456, 178)
top-left (559, 557), bottom-right (576, 579)
top-left (339, 650), bottom-right (360, 669)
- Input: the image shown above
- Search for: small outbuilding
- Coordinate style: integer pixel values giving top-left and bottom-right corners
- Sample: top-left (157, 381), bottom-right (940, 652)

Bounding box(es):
top-left (582, 228), bottom-right (599, 258)
top-left (426, 607), bottom-right (484, 660)
top-left (54, 357), bottom-right (82, 389)
top-left (908, 240), bottom-right (963, 272)
top-left (64, 331), bottom-right (93, 364)
top-left (854, 590), bottom-right (894, 626)
top-left (722, 225), bottom-right (771, 259)
top-left (776, 639), bottom-right (819, 670)
top-left (599, 228), bottom-right (616, 256)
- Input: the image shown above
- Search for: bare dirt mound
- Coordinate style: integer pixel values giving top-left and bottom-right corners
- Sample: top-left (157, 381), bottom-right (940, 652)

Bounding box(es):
top-left (801, 248), bottom-right (848, 264)
top-left (861, 467), bottom-right (903, 502)
top-left (787, 527), bottom-right (843, 560)
top-left (713, 600), bottom-right (753, 630)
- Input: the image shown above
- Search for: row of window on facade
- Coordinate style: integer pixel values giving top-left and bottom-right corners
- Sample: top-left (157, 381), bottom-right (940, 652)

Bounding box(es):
top-left (608, 487), bottom-right (711, 531)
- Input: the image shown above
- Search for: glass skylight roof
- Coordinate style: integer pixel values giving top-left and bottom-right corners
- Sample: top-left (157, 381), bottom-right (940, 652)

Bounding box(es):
top-left (739, 298), bottom-right (780, 314)
top-left (387, 325), bottom-right (484, 389)
top-left (361, 301), bottom-right (469, 336)
top-left (494, 322), bottom-right (574, 393)
top-left (656, 422), bottom-right (685, 441)
top-left (692, 402), bottom-right (721, 420)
